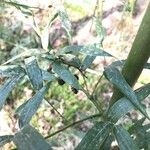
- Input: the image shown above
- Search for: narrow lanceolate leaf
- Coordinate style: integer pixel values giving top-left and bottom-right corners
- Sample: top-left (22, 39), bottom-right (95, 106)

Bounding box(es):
top-left (0, 74), bottom-right (24, 110)
top-left (75, 122), bottom-right (112, 150)
top-left (60, 55), bottom-right (81, 69)
top-left (19, 83), bottom-right (50, 127)
top-left (52, 62), bottom-right (80, 90)
top-left (42, 70), bottom-right (56, 81)
top-left (0, 135), bottom-right (14, 147)
top-left (3, 49), bottom-right (41, 65)
top-left (104, 66), bottom-right (149, 119)
top-left (129, 120), bottom-right (150, 150)
top-left (107, 83), bottom-right (150, 123)
top-left (81, 55), bottom-right (96, 71)
top-left (113, 125), bottom-right (139, 150)
top-left (128, 117), bottom-right (146, 134)
top-left (15, 100), bottom-right (29, 116)
top-left (58, 10), bottom-right (72, 39)
top-left (3, 1), bottom-right (39, 9)
top-left (13, 125), bottom-right (52, 150)
top-left (100, 134), bottom-right (113, 150)
top-left (25, 56), bottom-right (43, 90)
top-left (65, 57), bottom-right (81, 69)
top-left (128, 118), bottom-right (150, 149)
top-left (0, 65), bottom-right (25, 77)
top-left (95, 17), bottom-right (106, 44)
top-left (110, 60), bottom-right (150, 70)
top-left (58, 44), bottom-right (112, 57)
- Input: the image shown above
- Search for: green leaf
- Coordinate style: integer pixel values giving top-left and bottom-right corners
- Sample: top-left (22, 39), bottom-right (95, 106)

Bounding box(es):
top-left (66, 57), bottom-right (81, 68)
top-left (3, 49), bottom-right (41, 65)
top-left (59, 55), bottom-right (81, 69)
top-left (42, 70), bottom-right (56, 81)
top-left (0, 65), bottom-right (25, 77)
top-left (52, 61), bottom-right (80, 90)
top-left (0, 135), bottom-right (14, 147)
top-left (113, 125), bottom-right (139, 150)
top-left (3, 1), bottom-right (39, 9)
top-left (41, 53), bottom-right (56, 62)
top-left (25, 56), bottom-right (43, 90)
top-left (110, 60), bottom-right (150, 70)
top-left (19, 83), bottom-right (50, 127)
top-left (110, 60), bottom-right (125, 68)
top-left (75, 122), bottom-right (112, 150)
top-left (15, 100), bottom-right (29, 116)
top-left (104, 66), bottom-right (149, 119)
top-left (128, 119), bottom-right (150, 149)
top-left (13, 125), bottom-right (52, 150)
top-left (100, 134), bottom-right (113, 150)
top-left (58, 10), bottom-right (72, 39)
top-left (81, 55), bottom-right (96, 70)
top-left (59, 44), bottom-right (112, 57)
top-left (0, 74), bottom-right (24, 110)
top-left (107, 83), bottom-right (150, 122)
top-left (128, 117), bottom-right (146, 134)
top-left (95, 17), bottom-right (106, 45)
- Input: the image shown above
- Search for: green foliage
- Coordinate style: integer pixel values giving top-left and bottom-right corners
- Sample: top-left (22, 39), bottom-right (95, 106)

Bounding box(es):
top-left (13, 125), bottom-right (52, 150)
top-left (75, 122), bottom-right (112, 150)
top-left (81, 55), bottom-right (96, 71)
top-left (0, 1), bottom-right (150, 150)
top-left (18, 83), bottom-right (50, 127)
top-left (58, 44), bottom-right (113, 57)
top-left (0, 135), bottom-right (14, 147)
top-left (0, 73), bottom-right (25, 110)
top-left (104, 65), bottom-right (149, 119)
top-left (25, 56), bottom-right (43, 90)
top-left (52, 61), bottom-right (80, 90)
top-left (113, 125), bottom-right (139, 150)
top-left (128, 118), bottom-right (150, 149)
top-left (107, 83), bottom-right (150, 123)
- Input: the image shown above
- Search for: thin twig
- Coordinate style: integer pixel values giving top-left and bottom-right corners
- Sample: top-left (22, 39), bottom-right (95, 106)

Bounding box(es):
top-left (91, 73), bottom-right (103, 96)
top-left (3, 1), bottom-right (42, 9)
top-left (80, 71), bottom-right (89, 93)
top-left (90, 0), bottom-right (99, 31)
top-left (45, 113), bottom-right (101, 139)
top-left (45, 99), bottom-right (67, 122)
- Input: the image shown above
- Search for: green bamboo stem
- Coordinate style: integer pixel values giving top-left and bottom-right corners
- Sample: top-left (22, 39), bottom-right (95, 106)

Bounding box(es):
top-left (110, 2), bottom-right (150, 106)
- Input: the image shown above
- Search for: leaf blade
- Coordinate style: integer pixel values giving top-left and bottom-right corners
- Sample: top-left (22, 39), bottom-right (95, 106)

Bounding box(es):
top-left (0, 135), bottom-right (14, 147)
top-left (107, 83), bottom-right (150, 122)
top-left (59, 44), bottom-right (112, 57)
top-left (75, 122), bottom-right (112, 150)
top-left (13, 125), bottom-right (52, 150)
top-left (0, 74), bottom-right (24, 110)
top-left (104, 66), bottom-right (149, 119)
top-left (42, 70), bottom-right (56, 81)
top-left (58, 10), bottom-right (72, 40)
top-left (113, 125), bottom-right (139, 150)
top-left (0, 65), bottom-right (25, 77)
top-left (81, 55), bottom-right (96, 71)
top-left (19, 83), bottom-right (50, 127)
top-left (52, 62), bottom-right (80, 90)
top-left (25, 56), bottom-right (43, 90)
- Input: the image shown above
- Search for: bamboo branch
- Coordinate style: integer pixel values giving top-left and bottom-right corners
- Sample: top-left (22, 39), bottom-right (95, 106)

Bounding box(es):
top-left (45, 113), bottom-right (101, 139)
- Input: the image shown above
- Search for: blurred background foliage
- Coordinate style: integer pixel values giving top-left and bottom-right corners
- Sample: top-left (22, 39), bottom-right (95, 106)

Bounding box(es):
top-left (0, 0), bottom-right (149, 149)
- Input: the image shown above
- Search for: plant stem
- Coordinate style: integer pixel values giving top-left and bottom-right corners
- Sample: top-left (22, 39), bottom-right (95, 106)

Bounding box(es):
top-left (45, 99), bottom-right (67, 122)
top-left (110, 2), bottom-right (150, 106)
top-left (45, 113), bottom-right (101, 139)
top-left (91, 73), bottom-right (103, 96)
